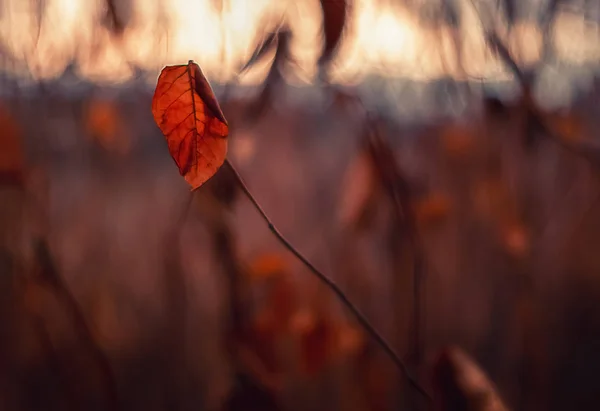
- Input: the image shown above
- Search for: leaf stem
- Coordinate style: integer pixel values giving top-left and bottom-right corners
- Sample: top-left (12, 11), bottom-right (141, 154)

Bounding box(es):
top-left (222, 158), bottom-right (432, 401)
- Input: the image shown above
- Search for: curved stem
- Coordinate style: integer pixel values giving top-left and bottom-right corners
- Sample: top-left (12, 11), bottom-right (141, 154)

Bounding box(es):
top-left (222, 158), bottom-right (432, 401)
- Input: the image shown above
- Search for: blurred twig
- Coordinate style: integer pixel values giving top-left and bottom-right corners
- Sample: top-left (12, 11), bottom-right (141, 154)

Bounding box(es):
top-left (33, 238), bottom-right (121, 411)
top-left (363, 118), bottom-right (427, 410)
top-left (222, 159), bottom-right (432, 401)
top-left (103, 0), bottom-right (126, 35)
top-left (30, 314), bottom-right (78, 411)
top-left (468, 0), bottom-right (600, 166)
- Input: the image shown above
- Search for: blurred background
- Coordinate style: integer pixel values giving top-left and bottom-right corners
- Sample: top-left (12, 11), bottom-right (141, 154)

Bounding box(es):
top-left (0, 0), bottom-right (599, 410)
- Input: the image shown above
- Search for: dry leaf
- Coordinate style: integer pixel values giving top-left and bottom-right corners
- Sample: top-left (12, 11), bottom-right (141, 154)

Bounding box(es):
top-left (414, 192), bottom-right (451, 227)
top-left (248, 254), bottom-right (297, 332)
top-left (87, 99), bottom-right (118, 139)
top-left (501, 222), bottom-right (530, 258)
top-left (335, 323), bottom-right (365, 359)
top-left (440, 123), bottom-right (476, 160)
top-left (152, 60), bottom-right (228, 189)
top-left (318, 0), bottom-right (347, 68)
top-left (471, 177), bottom-right (516, 225)
top-left (545, 111), bottom-right (583, 143)
top-left (338, 149), bottom-right (379, 229)
top-left (85, 99), bottom-right (130, 155)
top-left (248, 253), bottom-right (287, 281)
top-left (291, 310), bottom-right (334, 376)
top-left (432, 346), bottom-right (510, 411)
top-left (269, 276), bottom-right (297, 333)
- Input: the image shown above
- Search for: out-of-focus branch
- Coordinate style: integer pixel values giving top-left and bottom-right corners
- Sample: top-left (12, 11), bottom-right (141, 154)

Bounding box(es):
top-left (468, 0), bottom-right (600, 167)
top-left (363, 118), bottom-right (428, 410)
top-left (103, 0), bottom-right (128, 35)
top-left (33, 238), bottom-right (120, 411)
top-left (30, 314), bottom-right (78, 411)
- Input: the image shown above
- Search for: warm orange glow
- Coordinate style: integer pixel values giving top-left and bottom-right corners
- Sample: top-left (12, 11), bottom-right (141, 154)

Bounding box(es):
top-left (0, 0), bottom-right (598, 84)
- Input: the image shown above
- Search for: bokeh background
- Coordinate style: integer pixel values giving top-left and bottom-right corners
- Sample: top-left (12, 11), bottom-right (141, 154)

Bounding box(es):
top-left (1, 1), bottom-right (600, 410)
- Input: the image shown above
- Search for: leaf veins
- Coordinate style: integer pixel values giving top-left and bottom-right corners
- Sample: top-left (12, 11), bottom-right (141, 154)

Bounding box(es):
top-left (152, 60), bottom-right (228, 190)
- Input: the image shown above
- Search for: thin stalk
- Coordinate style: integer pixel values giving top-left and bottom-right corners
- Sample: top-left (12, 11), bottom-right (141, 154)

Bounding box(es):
top-left (363, 125), bottom-right (426, 410)
top-left (222, 158), bottom-right (432, 401)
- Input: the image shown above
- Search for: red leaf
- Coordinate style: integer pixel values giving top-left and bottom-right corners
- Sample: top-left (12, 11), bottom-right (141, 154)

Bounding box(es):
top-left (152, 60), bottom-right (228, 189)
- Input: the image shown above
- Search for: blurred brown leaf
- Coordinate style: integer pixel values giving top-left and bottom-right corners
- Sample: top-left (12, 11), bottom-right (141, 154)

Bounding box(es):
top-left (248, 253), bottom-right (288, 282)
top-left (318, 0), bottom-right (348, 70)
top-left (414, 192), bottom-right (452, 228)
top-left (432, 346), bottom-right (510, 411)
top-left (501, 222), bottom-right (530, 259)
top-left (152, 60), bottom-right (229, 189)
top-left (472, 177), bottom-right (516, 225)
top-left (233, 265), bottom-right (297, 405)
top-left (440, 123), bottom-right (477, 161)
top-left (334, 322), bottom-right (365, 360)
top-left (246, 254), bottom-right (297, 345)
top-left (85, 99), bottom-right (130, 155)
top-left (338, 148), bottom-right (379, 230)
top-left (544, 111), bottom-right (584, 144)
top-left (291, 309), bottom-right (335, 376)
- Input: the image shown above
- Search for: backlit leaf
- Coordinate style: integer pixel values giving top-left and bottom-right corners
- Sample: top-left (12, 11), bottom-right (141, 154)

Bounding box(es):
top-left (152, 60), bottom-right (228, 189)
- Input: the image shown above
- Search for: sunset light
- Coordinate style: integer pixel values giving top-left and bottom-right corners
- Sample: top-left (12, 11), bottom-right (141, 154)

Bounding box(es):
top-left (0, 0), bottom-right (598, 84)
